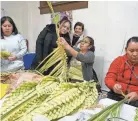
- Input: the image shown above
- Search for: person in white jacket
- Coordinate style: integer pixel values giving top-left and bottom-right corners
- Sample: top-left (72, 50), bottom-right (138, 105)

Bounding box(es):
top-left (0, 16), bottom-right (27, 72)
top-left (70, 22), bottom-right (85, 48)
top-left (69, 22), bottom-right (85, 65)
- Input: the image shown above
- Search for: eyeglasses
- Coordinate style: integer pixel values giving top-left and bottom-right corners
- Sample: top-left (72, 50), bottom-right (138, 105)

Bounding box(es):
top-left (80, 38), bottom-right (90, 44)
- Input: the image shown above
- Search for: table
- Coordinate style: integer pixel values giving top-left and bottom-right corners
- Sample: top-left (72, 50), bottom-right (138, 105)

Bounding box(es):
top-left (0, 98), bottom-right (136, 121)
top-left (99, 98), bottom-right (136, 121)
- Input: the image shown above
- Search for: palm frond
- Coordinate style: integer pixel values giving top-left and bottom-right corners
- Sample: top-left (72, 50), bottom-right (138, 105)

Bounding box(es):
top-left (88, 98), bottom-right (127, 121)
top-left (35, 2), bottom-right (68, 81)
top-left (135, 108), bottom-right (138, 121)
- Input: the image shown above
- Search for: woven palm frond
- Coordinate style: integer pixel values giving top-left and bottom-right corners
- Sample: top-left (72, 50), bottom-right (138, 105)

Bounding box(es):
top-left (1, 81), bottom-right (38, 114)
top-left (79, 82), bottom-right (98, 110)
top-left (35, 2), bottom-right (68, 81)
top-left (20, 82), bottom-right (98, 121)
top-left (68, 66), bottom-right (83, 81)
top-left (0, 76), bottom-right (60, 121)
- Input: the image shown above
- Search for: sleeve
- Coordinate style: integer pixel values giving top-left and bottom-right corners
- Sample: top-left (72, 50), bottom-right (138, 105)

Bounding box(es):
top-left (104, 57), bottom-right (121, 90)
top-left (16, 34), bottom-right (27, 59)
top-left (43, 33), bottom-right (53, 58)
top-left (35, 27), bottom-right (47, 62)
top-left (65, 47), bottom-right (79, 56)
top-left (76, 51), bottom-right (95, 63)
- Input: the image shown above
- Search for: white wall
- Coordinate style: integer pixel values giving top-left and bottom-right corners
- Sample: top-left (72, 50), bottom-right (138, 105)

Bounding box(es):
top-left (1, 1), bottom-right (29, 39)
top-left (1, 1), bottom-right (138, 90)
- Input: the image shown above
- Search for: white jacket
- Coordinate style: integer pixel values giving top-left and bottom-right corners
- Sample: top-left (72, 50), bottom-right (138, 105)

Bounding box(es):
top-left (0, 34), bottom-right (27, 72)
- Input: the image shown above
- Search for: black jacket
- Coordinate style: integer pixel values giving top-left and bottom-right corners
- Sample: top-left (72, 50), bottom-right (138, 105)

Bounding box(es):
top-left (31, 24), bottom-right (71, 71)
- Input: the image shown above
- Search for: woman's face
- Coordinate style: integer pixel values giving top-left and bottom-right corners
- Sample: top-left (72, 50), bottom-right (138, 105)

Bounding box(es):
top-left (126, 42), bottom-right (138, 64)
top-left (80, 37), bottom-right (92, 51)
top-left (74, 25), bottom-right (83, 37)
top-left (2, 20), bottom-right (13, 36)
top-left (59, 21), bottom-right (70, 34)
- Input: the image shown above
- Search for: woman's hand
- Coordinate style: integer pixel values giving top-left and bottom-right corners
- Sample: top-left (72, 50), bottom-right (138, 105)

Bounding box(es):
top-left (59, 37), bottom-right (78, 57)
top-left (126, 92), bottom-right (138, 102)
top-left (113, 83), bottom-right (122, 94)
top-left (59, 37), bottom-right (70, 49)
top-left (8, 55), bottom-right (17, 61)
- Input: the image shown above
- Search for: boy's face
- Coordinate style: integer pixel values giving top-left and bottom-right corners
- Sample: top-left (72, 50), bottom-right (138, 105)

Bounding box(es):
top-left (74, 25), bottom-right (83, 37)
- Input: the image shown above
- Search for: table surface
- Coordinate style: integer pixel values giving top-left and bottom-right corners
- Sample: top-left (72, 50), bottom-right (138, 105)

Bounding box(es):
top-left (0, 98), bottom-right (136, 121)
top-left (99, 98), bottom-right (136, 121)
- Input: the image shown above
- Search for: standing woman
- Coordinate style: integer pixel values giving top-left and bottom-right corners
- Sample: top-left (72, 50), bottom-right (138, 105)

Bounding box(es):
top-left (0, 16), bottom-right (27, 72)
top-left (31, 17), bottom-right (72, 74)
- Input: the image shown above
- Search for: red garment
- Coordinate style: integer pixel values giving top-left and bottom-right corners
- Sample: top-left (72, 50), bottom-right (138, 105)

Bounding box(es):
top-left (105, 54), bottom-right (138, 94)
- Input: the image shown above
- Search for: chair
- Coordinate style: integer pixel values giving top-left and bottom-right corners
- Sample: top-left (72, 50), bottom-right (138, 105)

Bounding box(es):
top-left (23, 53), bottom-right (36, 70)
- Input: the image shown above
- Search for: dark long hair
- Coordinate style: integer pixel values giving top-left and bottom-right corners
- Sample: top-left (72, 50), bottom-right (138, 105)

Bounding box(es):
top-left (86, 36), bottom-right (95, 52)
top-left (1, 16), bottom-right (18, 39)
top-left (126, 36), bottom-right (138, 48)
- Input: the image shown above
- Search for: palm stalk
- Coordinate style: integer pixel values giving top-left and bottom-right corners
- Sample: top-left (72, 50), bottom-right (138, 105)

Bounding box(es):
top-left (88, 98), bottom-right (127, 121)
top-left (135, 108), bottom-right (138, 121)
top-left (49, 60), bottom-right (63, 76)
top-left (110, 103), bottom-right (122, 119)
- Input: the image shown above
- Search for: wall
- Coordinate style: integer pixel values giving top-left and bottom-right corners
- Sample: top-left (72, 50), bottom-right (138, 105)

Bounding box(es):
top-left (1, 1), bottom-right (29, 39)
top-left (1, 1), bottom-right (138, 90)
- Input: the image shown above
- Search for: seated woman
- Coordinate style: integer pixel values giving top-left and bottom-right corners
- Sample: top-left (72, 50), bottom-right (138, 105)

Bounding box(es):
top-left (31, 17), bottom-right (72, 74)
top-left (105, 36), bottom-right (138, 107)
top-left (59, 36), bottom-right (95, 81)
top-left (0, 16), bottom-right (27, 72)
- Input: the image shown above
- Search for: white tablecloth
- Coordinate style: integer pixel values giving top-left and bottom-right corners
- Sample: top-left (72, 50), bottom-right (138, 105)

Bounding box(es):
top-left (0, 98), bottom-right (136, 121)
top-left (58, 98), bottom-right (136, 121)
top-left (99, 98), bottom-right (136, 121)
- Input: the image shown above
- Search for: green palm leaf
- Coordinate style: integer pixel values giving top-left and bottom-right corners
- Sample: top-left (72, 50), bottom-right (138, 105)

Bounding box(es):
top-left (88, 99), bottom-right (127, 121)
top-left (135, 108), bottom-right (138, 121)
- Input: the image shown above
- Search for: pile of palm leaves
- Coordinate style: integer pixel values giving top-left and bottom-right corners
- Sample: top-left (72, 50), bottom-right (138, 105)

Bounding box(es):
top-left (0, 76), bottom-right (98, 121)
